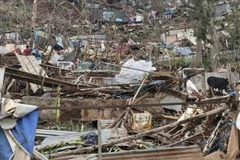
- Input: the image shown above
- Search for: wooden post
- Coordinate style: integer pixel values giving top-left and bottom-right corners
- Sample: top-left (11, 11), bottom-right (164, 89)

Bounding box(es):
top-left (202, 71), bottom-right (206, 93)
top-left (58, 66), bottom-right (62, 79)
top-left (0, 54), bottom-right (3, 66)
top-left (30, 0), bottom-right (38, 48)
top-left (116, 42), bottom-right (123, 64)
top-left (45, 48), bottom-right (53, 64)
top-left (132, 73), bottom-right (148, 103)
top-left (236, 88), bottom-right (239, 111)
top-left (227, 63), bottom-right (232, 89)
top-left (55, 86), bottom-right (61, 124)
top-left (26, 82), bottom-right (30, 96)
top-left (0, 67), bottom-right (5, 97)
top-left (98, 108), bottom-right (102, 160)
top-left (1, 75), bottom-right (9, 97)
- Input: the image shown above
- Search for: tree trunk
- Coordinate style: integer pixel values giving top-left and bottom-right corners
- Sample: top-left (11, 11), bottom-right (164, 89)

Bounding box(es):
top-left (195, 38), bottom-right (203, 68)
top-left (30, 0), bottom-right (38, 48)
top-left (207, 0), bottom-right (220, 71)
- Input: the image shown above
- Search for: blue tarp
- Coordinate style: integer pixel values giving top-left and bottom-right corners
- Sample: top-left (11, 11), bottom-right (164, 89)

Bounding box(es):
top-left (0, 109), bottom-right (39, 160)
top-left (115, 18), bottom-right (123, 22)
top-left (163, 9), bottom-right (176, 15)
top-left (0, 127), bottom-right (13, 160)
top-left (173, 47), bottom-right (193, 56)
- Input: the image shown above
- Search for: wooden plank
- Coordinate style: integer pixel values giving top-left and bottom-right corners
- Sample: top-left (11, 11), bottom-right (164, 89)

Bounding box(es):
top-left (15, 53), bottom-right (39, 92)
top-left (15, 53), bottom-right (49, 92)
top-left (19, 55), bottom-right (38, 75)
top-left (27, 56), bottom-right (41, 73)
top-left (28, 56), bottom-right (48, 77)
top-left (16, 54), bottom-right (34, 73)
top-left (5, 67), bottom-right (84, 88)
top-left (16, 54), bottom-right (48, 77)
top-left (0, 67), bottom-right (5, 97)
top-left (40, 63), bottom-right (71, 72)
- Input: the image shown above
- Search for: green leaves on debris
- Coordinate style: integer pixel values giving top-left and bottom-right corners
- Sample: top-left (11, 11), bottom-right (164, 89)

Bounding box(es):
top-left (40, 136), bottom-right (84, 155)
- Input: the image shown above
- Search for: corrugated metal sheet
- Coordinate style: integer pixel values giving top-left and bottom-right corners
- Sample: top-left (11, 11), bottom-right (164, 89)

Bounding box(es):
top-left (15, 53), bottom-right (48, 92)
top-left (37, 128), bottom-right (128, 150)
top-left (36, 129), bottom-right (78, 138)
top-left (84, 145), bottom-right (203, 160)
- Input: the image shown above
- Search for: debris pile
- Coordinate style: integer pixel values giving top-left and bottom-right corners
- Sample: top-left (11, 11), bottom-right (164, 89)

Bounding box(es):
top-left (0, 0), bottom-right (240, 160)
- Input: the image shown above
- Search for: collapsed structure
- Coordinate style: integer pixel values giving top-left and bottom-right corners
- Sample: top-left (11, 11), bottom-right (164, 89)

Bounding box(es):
top-left (0, 0), bottom-right (240, 160)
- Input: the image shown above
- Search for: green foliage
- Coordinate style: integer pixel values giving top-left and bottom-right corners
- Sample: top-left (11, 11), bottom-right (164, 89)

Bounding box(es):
top-left (187, 0), bottom-right (209, 41)
top-left (168, 56), bottom-right (192, 68)
top-left (108, 146), bottom-right (122, 152)
top-left (0, 1), bottom-right (31, 40)
top-left (40, 136), bottom-right (84, 156)
top-left (202, 56), bottom-right (210, 70)
top-left (226, 12), bottom-right (240, 48)
top-left (79, 52), bottom-right (86, 59)
top-left (176, 56), bottom-right (186, 66)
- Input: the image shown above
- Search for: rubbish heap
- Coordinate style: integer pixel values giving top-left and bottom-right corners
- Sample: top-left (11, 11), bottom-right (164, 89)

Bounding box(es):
top-left (0, 0), bottom-right (239, 160)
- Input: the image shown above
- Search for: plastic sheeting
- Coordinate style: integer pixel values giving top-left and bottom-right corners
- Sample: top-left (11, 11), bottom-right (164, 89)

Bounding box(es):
top-left (11, 109), bottom-right (39, 155)
top-left (236, 112), bottom-right (240, 130)
top-left (173, 47), bottom-right (193, 56)
top-left (0, 109), bottom-right (38, 160)
top-left (186, 80), bottom-right (200, 96)
top-left (0, 98), bottom-right (38, 160)
top-left (0, 127), bottom-right (13, 160)
top-left (178, 107), bottom-right (203, 122)
top-left (115, 58), bottom-right (153, 84)
top-left (49, 52), bottom-right (64, 64)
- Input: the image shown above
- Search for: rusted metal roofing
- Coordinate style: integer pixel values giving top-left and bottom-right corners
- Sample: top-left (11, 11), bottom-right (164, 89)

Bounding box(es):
top-left (84, 145), bottom-right (203, 160)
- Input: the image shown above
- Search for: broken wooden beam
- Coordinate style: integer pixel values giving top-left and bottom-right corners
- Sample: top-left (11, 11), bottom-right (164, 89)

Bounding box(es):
top-left (203, 109), bottom-right (230, 155)
top-left (39, 99), bottom-right (235, 110)
top-left (133, 92), bottom-right (150, 104)
top-left (104, 104), bottom-right (227, 150)
top-left (133, 130), bottom-right (171, 139)
top-left (49, 104), bottom-right (228, 158)
top-left (163, 132), bottom-right (203, 147)
top-left (40, 63), bottom-right (71, 72)
top-left (5, 67), bottom-right (89, 88)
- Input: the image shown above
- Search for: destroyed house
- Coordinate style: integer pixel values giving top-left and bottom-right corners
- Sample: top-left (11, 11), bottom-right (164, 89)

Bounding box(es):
top-left (91, 9), bottom-right (129, 23)
top-left (214, 1), bottom-right (232, 17)
top-left (0, 31), bottom-right (20, 44)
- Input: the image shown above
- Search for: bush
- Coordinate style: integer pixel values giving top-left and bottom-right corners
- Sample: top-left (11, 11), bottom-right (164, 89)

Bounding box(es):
top-left (202, 56), bottom-right (210, 71)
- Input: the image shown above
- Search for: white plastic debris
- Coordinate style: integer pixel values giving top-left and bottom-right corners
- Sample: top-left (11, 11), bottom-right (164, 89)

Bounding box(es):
top-left (186, 79), bottom-right (200, 96)
top-left (115, 58), bottom-right (154, 84)
top-left (178, 107), bottom-right (203, 122)
top-left (236, 112), bottom-right (240, 130)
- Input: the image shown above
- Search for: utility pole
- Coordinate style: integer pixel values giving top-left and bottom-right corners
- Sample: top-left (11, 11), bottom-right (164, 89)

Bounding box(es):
top-left (30, 0), bottom-right (38, 49)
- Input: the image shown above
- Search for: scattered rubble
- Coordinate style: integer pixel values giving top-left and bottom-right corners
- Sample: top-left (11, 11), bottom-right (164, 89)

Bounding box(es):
top-left (0, 0), bottom-right (240, 160)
